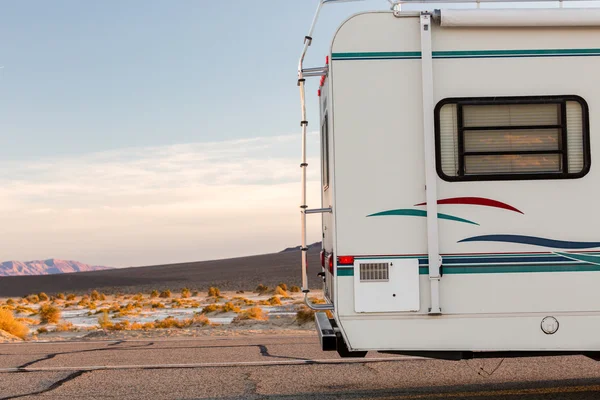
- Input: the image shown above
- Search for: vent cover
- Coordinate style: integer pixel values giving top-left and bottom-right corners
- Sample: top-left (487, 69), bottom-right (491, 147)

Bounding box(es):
top-left (359, 263), bottom-right (389, 282)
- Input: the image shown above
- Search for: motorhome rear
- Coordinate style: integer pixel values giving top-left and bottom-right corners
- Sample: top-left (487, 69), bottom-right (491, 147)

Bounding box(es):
top-left (298, 1), bottom-right (600, 360)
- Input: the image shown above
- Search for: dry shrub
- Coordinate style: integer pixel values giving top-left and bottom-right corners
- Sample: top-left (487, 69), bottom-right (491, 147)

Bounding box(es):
top-left (6, 298), bottom-right (15, 306)
top-left (98, 311), bottom-right (112, 329)
top-left (154, 317), bottom-right (188, 329)
top-left (233, 307), bottom-right (268, 322)
top-left (151, 302), bottom-right (165, 309)
top-left (255, 284), bottom-right (269, 294)
top-left (207, 287), bottom-right (220, 297)
top-left (277, 283), bottom-right (288, 291)
top-left (290, 286), bottom-right (301, 293)
top-left (192, 291), bottom-right (199, 297)
top-left (181, 288), bottom-right (191, 298)
top-left (99, 293), bottom-right (107, 301)
top-left (142, 322), bottom-right (155, 330)
top-left (38, 292), bottom-right (49, 302)
top-left (220, 302), bottom-right (241, 313)
top-left (159, 290), bottom-right (171, 298)
top-left (171, 299), bottom-right (183, 308)
top-left (201, 304), bottom-right (219, 314)
top-left (66, 294), bottom-right (76, 301)
top-left (39, 304), bottom-right (61, 324)
top-left (56, 293), bottom-right (66, 300)
top-left (309, 297), bottom-right (326, 304)
top-left (150, 290), bottom-right (159, 298)
top-left (275, 286), bottom-right (289, 297)
top-left (37, 326), bottom-right (48, 334)
top-left (88, 302), bottom-right (97, 310)
top-left (90, 290), bottom-right (100, 301)
top-left (55, 322), bottom-right (74, 332)
top-left (0, 308), bottom-right (29, 339)
top-left (296, 306), bottom-right (316, 325)
top-left (77, 298), bottom-right (90, 308)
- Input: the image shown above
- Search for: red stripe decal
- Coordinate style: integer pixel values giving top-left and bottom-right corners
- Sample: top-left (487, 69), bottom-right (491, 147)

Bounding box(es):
top-left (415, 197), bottom-right (524, 214)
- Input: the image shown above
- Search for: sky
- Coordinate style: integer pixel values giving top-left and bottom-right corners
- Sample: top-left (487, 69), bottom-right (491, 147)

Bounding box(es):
top-left (0, 0), bottom-right (392, 267)
top-left (1, 0), bottom-right (595, 267)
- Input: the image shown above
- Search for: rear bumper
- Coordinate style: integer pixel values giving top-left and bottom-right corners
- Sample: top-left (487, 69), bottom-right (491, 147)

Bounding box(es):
top-left (315, 312), bottom-right (336, 351)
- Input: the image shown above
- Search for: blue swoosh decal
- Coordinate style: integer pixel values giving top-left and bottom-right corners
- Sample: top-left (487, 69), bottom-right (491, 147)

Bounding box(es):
top-left (459, 235), bottom-right (600, 249)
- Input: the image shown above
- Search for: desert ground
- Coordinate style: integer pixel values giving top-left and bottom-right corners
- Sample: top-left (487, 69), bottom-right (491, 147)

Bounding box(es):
top-left (0, 248), bottom-right (321, 298)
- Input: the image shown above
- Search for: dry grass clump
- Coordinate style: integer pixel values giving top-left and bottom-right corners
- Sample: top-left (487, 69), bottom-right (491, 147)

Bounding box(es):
top-left (159, 290), bottom-right (172, 298)
top-left (98, 311), bottom-right (111, 329)
top-left (66, 294), bottom-right (76, 301)
top-left (55, 322), bottom-right (75, 332)
top-left (0, 308), bottom-right (29, 339)
top-left (220, 302), bottom-right (241, 313)
top-left (255, 284), bottom-right (269, 295)
top-left (56, 293), bottom-right (66, 300)
top-left (233, 307), bottom-right (268, 322)
top-left (308, 297), bottom-right (326, 304)
top-left (290, 286), bottom-right (301, 293)
top-left (259, 297), bottom-right (282, 306)
top-left (275, 286), bottom-right (289, 297)
top-left (201, 304), bottom-right (219, 314)
top-left (37, 326), bottom-right (48, 334)
top-left (150, 290), bottom-right (159, 298)
top-left (90, 290), bottom-right (106, 301)
top-left (132, 293), bottom-right (144, 302)
top-left (181, 288), bottom-right (191, 298)
top-left (15, 305), bottom-right (36, 315)
top-left (26, 294), bottom-right (40, 304)
top-left (5, 298), bottom-right (15, 306)
top-left (16, 317), bottom-right (39, 326)
top-left (207, 287), bottom-right (220, 297)
top-left (295, 306), bottom-right (316, 325)
top-left (232, 297), bottom-right (255, 306)
top-left (151, 302), bottom-right (165, 309)
top-left (38, 292), bottom-right (49, 302)
top-left (39, 304), bottom-right (61, 324)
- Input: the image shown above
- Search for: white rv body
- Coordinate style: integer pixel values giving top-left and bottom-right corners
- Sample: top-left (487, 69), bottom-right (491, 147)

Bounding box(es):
top-left (310, 8), bottom-right (600, 355)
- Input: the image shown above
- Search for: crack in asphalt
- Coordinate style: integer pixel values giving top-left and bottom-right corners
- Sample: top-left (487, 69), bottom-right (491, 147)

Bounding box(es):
top-left (0, 370), bottom-right (89, 400)
top-left (14, 341), bottom-right (155, 369)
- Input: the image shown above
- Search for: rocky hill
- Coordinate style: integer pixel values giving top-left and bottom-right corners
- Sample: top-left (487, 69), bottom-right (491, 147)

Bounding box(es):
top-left (0, 259), bottom-right (111, 277)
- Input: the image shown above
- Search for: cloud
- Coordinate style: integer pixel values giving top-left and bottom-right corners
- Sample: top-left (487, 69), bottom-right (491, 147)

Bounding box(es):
top-left (0, 133), bottom-right (323, 267)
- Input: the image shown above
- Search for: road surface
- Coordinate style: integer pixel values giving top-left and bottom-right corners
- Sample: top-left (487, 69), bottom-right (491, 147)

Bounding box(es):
top-left (1, 335), bottom-right (600, 399)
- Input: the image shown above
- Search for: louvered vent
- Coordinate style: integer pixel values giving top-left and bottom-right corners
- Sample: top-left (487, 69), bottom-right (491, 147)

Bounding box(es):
top-left (359, 263), bottom-right (389, 282)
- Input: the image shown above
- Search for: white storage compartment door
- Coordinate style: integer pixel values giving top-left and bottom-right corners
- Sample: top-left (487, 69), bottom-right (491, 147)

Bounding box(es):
top-left (354, 258), bottom-right (420, 313)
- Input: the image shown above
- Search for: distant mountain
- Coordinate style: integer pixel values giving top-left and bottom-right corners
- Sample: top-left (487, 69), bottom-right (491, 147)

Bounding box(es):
top-left (0, 259), bottom-right (111, 277)
top-left (280, 242), bottom-right (321, 253)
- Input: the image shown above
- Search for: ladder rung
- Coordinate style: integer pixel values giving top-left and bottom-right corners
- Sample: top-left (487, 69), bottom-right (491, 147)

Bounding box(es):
top-left (302, 66), bottom-right (328, 77)
top-left (305, 207), bottom-right (332, 214)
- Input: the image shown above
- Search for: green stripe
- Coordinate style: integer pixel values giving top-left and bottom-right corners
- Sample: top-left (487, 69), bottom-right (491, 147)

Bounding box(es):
top-left (337, 264), bottom-right (600, 276)
top-left (337, 267), bottom-right (354, 276)
top-left (367, 209), bottom-right (479, 226)
top-left (332, 48), bottom-right (600, 60)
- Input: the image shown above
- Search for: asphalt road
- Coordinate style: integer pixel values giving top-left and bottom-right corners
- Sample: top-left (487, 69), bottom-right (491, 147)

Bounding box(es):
top-left (2, 335), bottom-right (600, 399)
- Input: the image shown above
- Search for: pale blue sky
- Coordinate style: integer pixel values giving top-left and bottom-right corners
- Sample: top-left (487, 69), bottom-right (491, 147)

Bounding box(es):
top-left (0, 1), bottom-right (387, 160)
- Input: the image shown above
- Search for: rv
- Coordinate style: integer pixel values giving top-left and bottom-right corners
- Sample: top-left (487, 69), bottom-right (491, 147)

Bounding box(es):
top-left (298, 0), bottom-right (600, 360)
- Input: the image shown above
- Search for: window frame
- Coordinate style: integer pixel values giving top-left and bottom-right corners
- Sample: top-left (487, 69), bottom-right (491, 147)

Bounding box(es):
top-left (434, 95), bottom-right (591, 182)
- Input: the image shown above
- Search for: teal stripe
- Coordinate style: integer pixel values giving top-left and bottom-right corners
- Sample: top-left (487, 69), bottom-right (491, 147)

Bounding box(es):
top-left (555, 252), bottom-right (600, 265)
top-left (367, 209), bottom-right (479, 226)
top-left (337, 267), bottom-right (354, 277)
top-left (332, 48), bottom-right (600, 60)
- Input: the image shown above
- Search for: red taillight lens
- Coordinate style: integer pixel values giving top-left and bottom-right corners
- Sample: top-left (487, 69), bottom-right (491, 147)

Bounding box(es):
top-left (317, 89), bottom-right (321, 97)
top-left (337, 256), bottom-right (355, 266)
top-left (320, 250), bottom-right (325, 268)
top-left (325, 56), bottom-right (329, 65)
top-left (328, 254), bottom-right (334, 274)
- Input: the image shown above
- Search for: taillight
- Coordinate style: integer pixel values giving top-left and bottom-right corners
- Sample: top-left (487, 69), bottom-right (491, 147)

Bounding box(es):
top-left (337, 256), bottom-right (355, 266)
top-left (328, 254), bottom-right (334, 274)
top-left (320, 250), bottom-right (325, 268)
